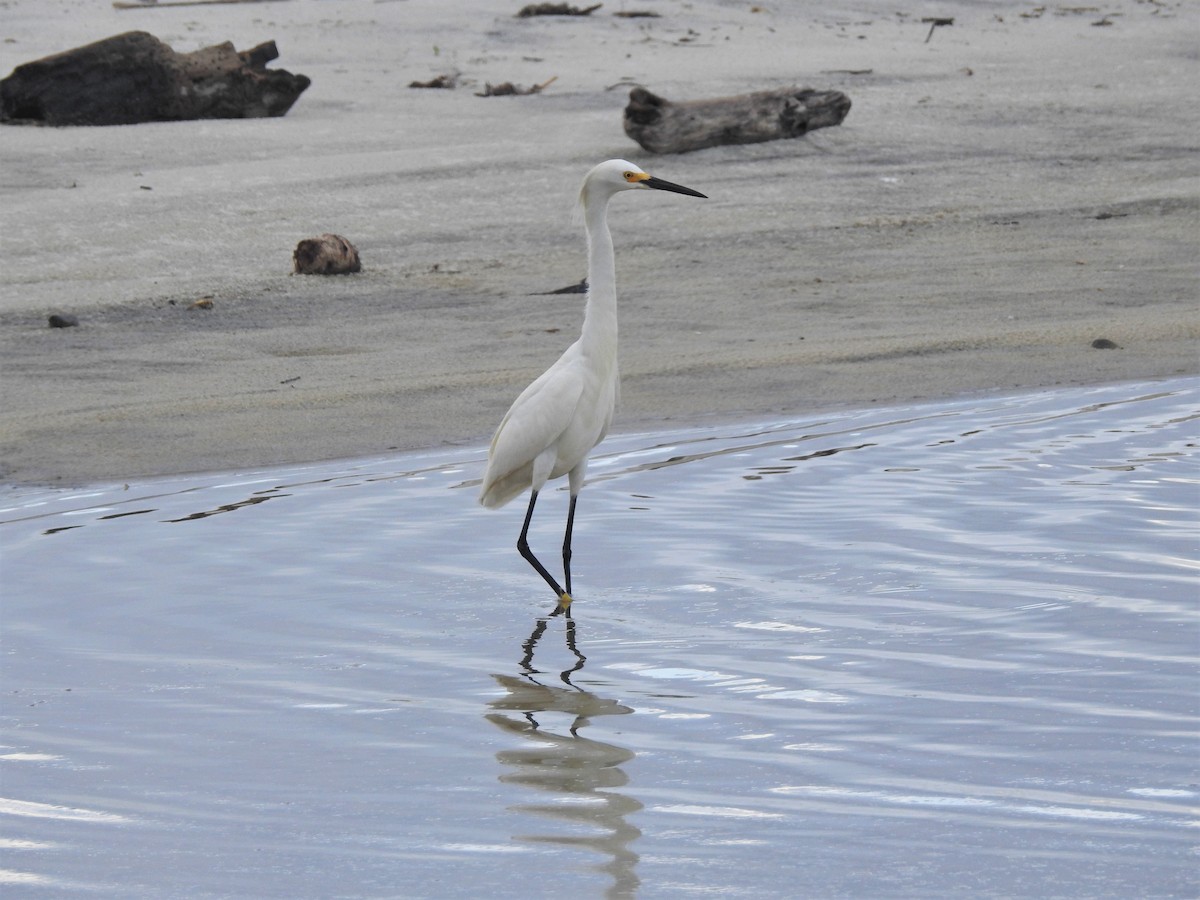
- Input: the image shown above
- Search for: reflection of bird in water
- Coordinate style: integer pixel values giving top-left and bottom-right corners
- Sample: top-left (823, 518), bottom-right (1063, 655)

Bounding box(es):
top-left (479, 160), bottom-right (707, 617)
top-left (487, 618), bottom-right (642, 897)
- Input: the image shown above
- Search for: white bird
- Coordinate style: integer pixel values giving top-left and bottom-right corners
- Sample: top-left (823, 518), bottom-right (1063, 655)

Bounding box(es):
top-left (479, 159), bottom-right (707, 616)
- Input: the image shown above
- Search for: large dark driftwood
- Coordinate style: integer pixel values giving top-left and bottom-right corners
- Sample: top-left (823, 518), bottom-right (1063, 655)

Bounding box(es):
top-left (624, 86), bottom-right (851, 154)
top-left (0, 31), bottom-right (310, 126)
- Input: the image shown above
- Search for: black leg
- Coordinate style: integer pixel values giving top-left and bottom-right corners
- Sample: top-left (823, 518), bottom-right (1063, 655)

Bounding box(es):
top-left (517, 490), bottom-right (570, 610)
top-left (562, 494), bottom-right (578, 596)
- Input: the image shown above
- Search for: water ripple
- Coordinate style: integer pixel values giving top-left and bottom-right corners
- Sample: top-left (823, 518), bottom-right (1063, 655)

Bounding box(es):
top-left (1, 378), bottom-right (1197, 898)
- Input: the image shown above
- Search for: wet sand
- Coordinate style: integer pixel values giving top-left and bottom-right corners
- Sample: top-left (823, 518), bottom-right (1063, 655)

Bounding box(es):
top-left (1, 0), bottom-right (1196, 486)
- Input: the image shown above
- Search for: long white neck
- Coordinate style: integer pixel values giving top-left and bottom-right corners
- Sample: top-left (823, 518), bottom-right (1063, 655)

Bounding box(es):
top-left (580, 192), bottom-right (618, 361)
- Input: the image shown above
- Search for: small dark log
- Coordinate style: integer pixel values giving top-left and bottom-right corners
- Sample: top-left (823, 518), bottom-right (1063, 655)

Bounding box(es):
top-left (0, 31), bottom-right (310, 126)
top-left (516, 3), bottom-right (602, 16)
top-left (293, 234), bottom-right (361, 275)
top-left (624, 85), bottom-right (851, 154)
top-left (533, 278), bottom-right (587, 295)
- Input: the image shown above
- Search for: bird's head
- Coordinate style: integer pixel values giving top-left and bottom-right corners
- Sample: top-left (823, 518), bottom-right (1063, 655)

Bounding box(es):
top-left (579, 159), bottom-right (707, 207)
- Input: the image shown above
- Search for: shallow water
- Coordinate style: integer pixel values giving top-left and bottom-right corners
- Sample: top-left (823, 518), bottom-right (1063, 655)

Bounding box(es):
top-left (2, 378), bottom-right (1198, 898)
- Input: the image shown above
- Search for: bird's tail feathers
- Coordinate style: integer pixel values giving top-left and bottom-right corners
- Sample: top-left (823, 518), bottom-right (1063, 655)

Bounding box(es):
top-left (478, 465), bottom-right (533, 509)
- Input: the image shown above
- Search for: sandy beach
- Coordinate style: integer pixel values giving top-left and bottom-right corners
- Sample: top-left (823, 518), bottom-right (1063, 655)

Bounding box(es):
top-left (1, 0), bottom-right (1196, 487)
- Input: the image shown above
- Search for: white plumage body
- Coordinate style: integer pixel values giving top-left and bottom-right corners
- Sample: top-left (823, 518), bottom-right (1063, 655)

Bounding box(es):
top-left (478, 336), bottom-right (619, 509)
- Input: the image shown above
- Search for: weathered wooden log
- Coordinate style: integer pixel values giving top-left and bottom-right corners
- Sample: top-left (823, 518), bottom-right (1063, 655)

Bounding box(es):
top-left (0, 31), bottom-right (310, 126)
top-left (623, 86), bottom-right (851, 154)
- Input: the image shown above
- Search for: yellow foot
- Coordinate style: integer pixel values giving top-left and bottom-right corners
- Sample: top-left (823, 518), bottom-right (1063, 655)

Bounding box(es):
top-left (549, 592), bottom-right (573, 617)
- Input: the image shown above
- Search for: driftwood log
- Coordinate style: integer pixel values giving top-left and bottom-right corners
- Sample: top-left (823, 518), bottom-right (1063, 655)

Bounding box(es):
top-left (623, 86), bottom-right (851, 154)
top-left (0, 31), bottom-right (310, 125)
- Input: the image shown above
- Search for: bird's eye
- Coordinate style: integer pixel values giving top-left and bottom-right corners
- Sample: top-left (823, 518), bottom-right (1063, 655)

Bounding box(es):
top-left (623, 171), bottom-right (636, 181)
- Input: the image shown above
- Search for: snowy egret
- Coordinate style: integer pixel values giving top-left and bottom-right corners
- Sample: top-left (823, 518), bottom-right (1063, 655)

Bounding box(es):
top-left (479, 159), bottom-right (707, 615)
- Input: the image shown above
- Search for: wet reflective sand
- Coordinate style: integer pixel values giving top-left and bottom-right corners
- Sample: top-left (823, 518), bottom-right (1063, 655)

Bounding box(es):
top-left (2, 379), bottom-right (1197, 897)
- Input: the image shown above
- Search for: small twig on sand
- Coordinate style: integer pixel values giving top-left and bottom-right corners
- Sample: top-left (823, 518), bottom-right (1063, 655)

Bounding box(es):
top-left (409, 73), bottom-right (460, 89)
top-left (921, 17), bottom-right (954, 42)
top-left (475, 75), bottom-right (557, 97)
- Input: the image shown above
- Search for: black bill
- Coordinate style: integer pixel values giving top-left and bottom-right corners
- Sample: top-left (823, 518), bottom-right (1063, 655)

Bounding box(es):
top-left (643, 175), bottom-right (707, 198)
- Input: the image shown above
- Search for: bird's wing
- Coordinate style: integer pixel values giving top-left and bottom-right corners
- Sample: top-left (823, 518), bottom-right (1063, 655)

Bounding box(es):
top-left (479, 353), bottom-right (586, 508)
